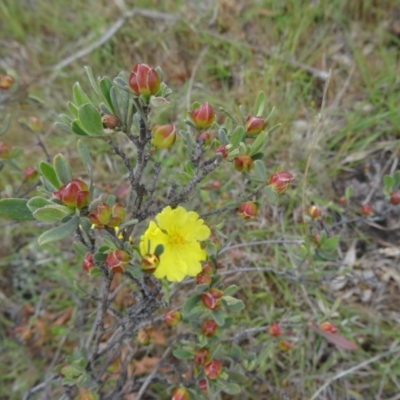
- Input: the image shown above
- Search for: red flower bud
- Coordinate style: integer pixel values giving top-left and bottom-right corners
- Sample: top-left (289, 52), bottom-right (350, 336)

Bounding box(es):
top-left (278, 340), bottom-right (292, 352)
top-left (238, 201), bottom-right (258, 219)
top-left (141, 253), bottom-right (160, 274)
top-left (105, 249), bottom-right (130, 273)
top-left (151, 124), bottom-right (177, 150)
top-left (308, 205), bottom-right (321, 219)
top-left (194, 348), bottom-right (210, 366)
top-left (129, 63), bottom-right (161, 97)
top-left (198, 379), bottom-right (207, 392)
top-left (245, 115), bottom-right (265, 135)
top-left (190, 102), bottom-right (215, 130)
top-left (268, 172), bottom-right (294, 193)
top-left (201, 288), bottom-right (223, 310)
top-left (198, 131), bottom-right (211, 145)
top-left (82, 253), bottom-right (95, 273)
top-left (360, 204), bottom-right (373, 216)
top-left (319, 321), bottom-right (337, 334)
top-left (107, 203), bottom-right (126, 228)
top-left (101, 114), bottom-right (120, 130)
top-left (215, 145), bottom-right (228, 159)
top-left (164, 310), bottom-right (182, 327)
top-left (0, 142), bottom-right (10, 159)
top-left (23, 166), bottom-right (38, 181)
top-left (390, 191), bottom-right (400, 205)
top-left (202, 262), bottom-right (214, 276)
top-left (27, 116), bottom-right (42, 132)
top-left (196, 273), bottom-right (212, 285)
top-left (338, 196), bottom-right (346, 206)
top-left (171, 387), bottom-right (189, 400)
top-left (311, 232), bottom-right (321, 246)
top-left (234, 154), bottom-right (254, 172)
top-left (269, 322), bottom-right (282, 337)
top-left (201, 319), bottom-right (218, 337)
top-left (0, 74), bottom-right (14, 90)
top-left (88, 203), bottom-right (112, 228)
top-left (137, 327), bottom-right (152, 345)
top-left (52, 179), bottom-right (90, 209)
top-left (204, 359), bottom-right (222, 380)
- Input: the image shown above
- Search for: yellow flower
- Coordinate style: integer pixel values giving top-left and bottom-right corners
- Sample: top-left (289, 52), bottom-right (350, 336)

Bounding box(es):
top-left (140, 206), bottom-right (210, 282)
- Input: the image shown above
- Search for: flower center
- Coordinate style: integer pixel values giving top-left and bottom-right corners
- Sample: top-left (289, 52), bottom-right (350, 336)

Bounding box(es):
top-left (169, 232), bottom-right (186, 246)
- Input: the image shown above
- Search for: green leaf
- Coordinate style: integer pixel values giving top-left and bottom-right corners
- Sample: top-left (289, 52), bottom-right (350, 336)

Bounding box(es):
top-left (230, 126), bottom-right (245, 147)
top-left (249, 130), bottom-right (267, 156)
top-left (182, 294), bottom-right (202, 317)
top-left (84, 66), bottom-right (104, 101)
top-left (394, 171), bottom-right (400, 189)
top-left (254, 159), bottom-right (267, 182)
top-left (9, 147), bottom-right (23, 159)
top-left (219, 107), bottom-right (240, 125)
top-left (53, 153), bottom-right (73, 185)
top-left (38, 215), bottom-right (79, 246)
top-left (33, 205), bottom-right (73, 222)
top-left (172, 348), bottom-right (194, 360)
top-left (99, 76), bottom-right (115, 113)
top-left (0, 114), bottom-right (11, 136)
top-left (224, 284), bottom-right (239, 296)
top-left (72, 120), bottom-right (89, 136)
top-left (68, 101), bottom-right (79, 118)
top-left (78, 103), bottom-right (104, 136)
top-left (77, 140), bottom-right (93, 177)
top-left (40, 161), bottom-right (60, 189)
top-left (218, 128), bottom-right (228, 145)
top-left (110, 86), bottom-right (129, 126)
top-left (222, 296), bottom-right (245, 313)
top-left (27, 196), bottom-right (55, 212)
top-left (226, 371), bottom-right (248, 384)
top-left (73, 82), bottom-right (91, 106)
top-left (321, 235), bottom-right (339, 252)
top-left (216, 381), bottom-right (241, 395)
top-left (0, 198), bottom-right (34, 221)
top-left (212, 309), bottom-right (225, 326)
top-left (254, 91), bottom-right (265, 116)
top-left (383, 175), bottom-right (394, 190)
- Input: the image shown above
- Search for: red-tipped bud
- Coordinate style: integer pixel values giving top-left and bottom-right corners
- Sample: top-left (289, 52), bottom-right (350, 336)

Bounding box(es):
top-left (151, 124), bottom-right (177, 150)
top-left (319, 321), bottom-right (337, 334)
top-left (107, 203), bottom-right (126, 228)
top-left (52, 179), bottom-right (90, 209)
top-left (23, 166), bottom-right (38, 181)
top-left (27, 116), bottom-right (42, 132)
top-left (338, 196), bottom-right (346, 206)
top-left (137, 327), bottom-right (152, 345)
top-left (234, 155), bottom-right (254, 172)
top-left (190, 102), bottom-right (215, 130)
top-left (82, 253), bottom-right (95, 273)
top-left (238, 201), bottom-right (258, 219)
top-left (204, 359), bottom-right (222, 380)
top-left (129, 63), bottom-right (161, 97)
top-left (0, 74), bottom-right (14, 90)
top-left (198, 131), bottom-right (211, 145)
top-left (105, 249), bottom-right (130, 273)
top-left (278, 340), bottom-right (292, 352)
top-left (194, 348), bottom-right (210, 366)
top-left (88, 203), bottom-right (112, 228)
top-left (196, 273), bottom-right (212, 285)
top-left (202, 262), bottom-right (214, 276)
top-left (215, 145), bottom-right (228, 159)
top-left (164, 310), bottom-right (182, 327)
top-left (360, 204), bottom-right (373, 216)
top-left (201, 288), bottom-right (223, 310)
top-left (141, 253), bottom-right (160, 274)
top-left (198, 379), bottom-right (207, 393)
top-left (0, 142), bottom-right (10, 159)
top-left (171, 387), bottom-right (189, 400)
top-left (245, 115), bottom-right (265, 135)
top-left (311, 232), bottom-right (321, 246)
top-left (268, 172), bottom-right (294, 193)
top-left (390, 191), bottom-right (400, 205)
top-left (102, 114), bottom-right (120, 130)
top-left (269, 322), bottom-right (282, 337)
top-left (308, 205), bottom-right (321, 219)
top-left (201, 319), bottom-right (218, 337)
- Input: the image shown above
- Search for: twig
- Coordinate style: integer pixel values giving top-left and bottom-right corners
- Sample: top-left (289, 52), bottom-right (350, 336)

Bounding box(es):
top-left (22, 375), bottom-right (59, 400)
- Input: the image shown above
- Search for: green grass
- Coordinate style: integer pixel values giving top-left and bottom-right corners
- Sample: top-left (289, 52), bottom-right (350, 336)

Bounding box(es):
top-left (1, 0), bottom-right (400, 398)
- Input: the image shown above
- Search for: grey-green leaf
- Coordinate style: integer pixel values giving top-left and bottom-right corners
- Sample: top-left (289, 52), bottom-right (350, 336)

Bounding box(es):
top-left (73, 82), bottom-right (91, 107)
top-left (0, 114), bottom-right (11, 136)
top-left (38, 215), bottom-right (79, 246)
top-left (0, 198), bottom-right (35, 221)
top-left (27, 196), bottom-right (55, 213)
top-left (77, 140), bottom-right (93, 177)
top-left (33, 205), bottom-right (73, 222)
top-left (53, 153), bottom-right (73, 185)
top-left (254, 91), bottom-right (265, 116)
top-left (78, 104), bottom-right (104, 136)
top-left (40, 161), bottom-right (60, 189)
